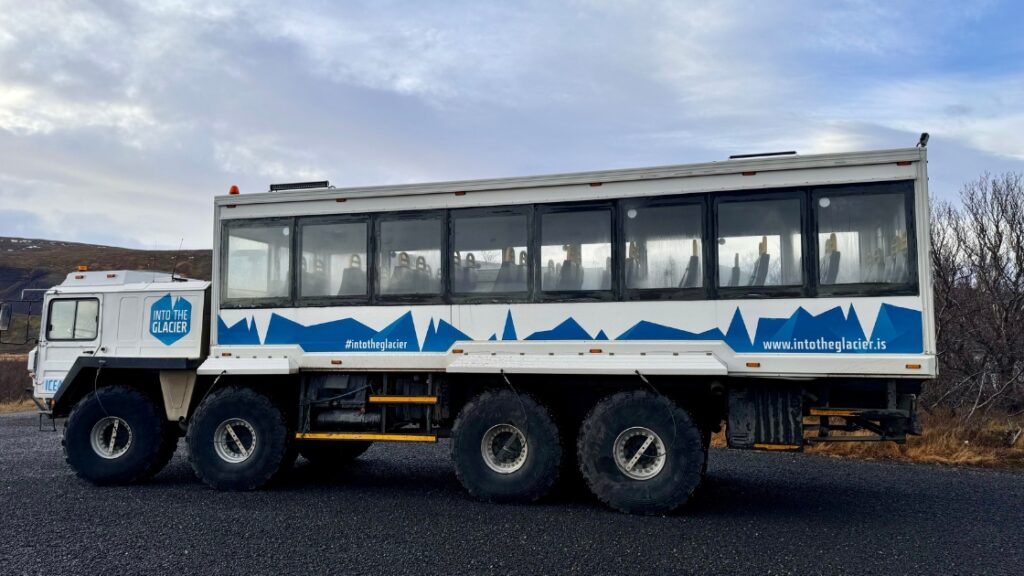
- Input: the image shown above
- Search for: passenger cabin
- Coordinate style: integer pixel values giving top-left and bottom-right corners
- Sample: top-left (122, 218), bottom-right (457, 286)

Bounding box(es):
top-left (208, 147), bottom-right (934, 380)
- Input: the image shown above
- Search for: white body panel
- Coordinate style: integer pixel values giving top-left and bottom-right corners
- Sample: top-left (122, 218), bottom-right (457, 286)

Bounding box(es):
top-left (32, 271), bottom-right (208, 399)
top-left (212, 295), bottom-right (933, 378)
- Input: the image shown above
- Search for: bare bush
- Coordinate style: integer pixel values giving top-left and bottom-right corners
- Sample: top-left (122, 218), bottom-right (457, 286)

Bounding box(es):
top-left (928, 173), bottom-right (1024, 426)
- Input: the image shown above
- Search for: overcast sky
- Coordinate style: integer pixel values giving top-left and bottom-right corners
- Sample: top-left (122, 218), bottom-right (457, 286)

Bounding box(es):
top-left (1, 0), bottom-right (1022, 249)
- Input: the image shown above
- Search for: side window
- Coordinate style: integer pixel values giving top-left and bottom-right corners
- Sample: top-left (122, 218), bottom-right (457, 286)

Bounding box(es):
top-left (623, 201), bottom-right (703, 290)
top-left (378, 216), bottom-right (442, 296)
top-left (717, 198), bottom-right (803, 288)
top-left (540, 208), bottom-right (612, 292)
top-left (451, 209), bottom-right (529, 294)
top-left (816, 191), bottom-right (911, 285)
top-left (47, 299), bottom-right (98, 341)
top-left (299, 220), bottom-right (368, 298)
top-left (224, 221), bottom-right (292, 300)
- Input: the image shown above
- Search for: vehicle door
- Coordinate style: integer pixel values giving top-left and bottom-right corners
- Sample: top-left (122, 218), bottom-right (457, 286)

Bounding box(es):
top-left (35, 296), bottom-right (101, 398)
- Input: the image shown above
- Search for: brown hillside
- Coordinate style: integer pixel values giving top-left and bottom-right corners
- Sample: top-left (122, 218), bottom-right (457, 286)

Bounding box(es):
top-left (0, 237), bottom-right (212, 301)
top-left (0, 237), bottom-right (212, 353)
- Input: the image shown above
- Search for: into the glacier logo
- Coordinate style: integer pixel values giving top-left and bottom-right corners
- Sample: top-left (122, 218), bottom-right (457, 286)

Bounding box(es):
top-left (150, 294), bottom-right (192, 346)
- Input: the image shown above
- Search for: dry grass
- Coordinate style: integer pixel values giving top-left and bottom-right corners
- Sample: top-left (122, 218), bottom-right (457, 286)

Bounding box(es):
top-left (0, 354), bottom-right (31, 404)
top-left (0, 399), bottom-right (35, 413)
top-left (712, 412), bottom-right (1024, 469)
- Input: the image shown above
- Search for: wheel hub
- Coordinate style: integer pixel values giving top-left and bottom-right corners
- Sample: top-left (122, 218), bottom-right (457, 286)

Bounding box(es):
top-left (90, 416), bottom-right (133, 459)
top-left (480, 423), bottom-right (528, 474)
top-left (612, 426), bottom-right (666, 480)
top-left (214, 418), bottom-right (258, 464)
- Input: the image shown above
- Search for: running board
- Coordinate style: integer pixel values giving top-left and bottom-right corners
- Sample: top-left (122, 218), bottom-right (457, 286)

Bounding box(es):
top-left (295, 432), bottom-right (437, 443)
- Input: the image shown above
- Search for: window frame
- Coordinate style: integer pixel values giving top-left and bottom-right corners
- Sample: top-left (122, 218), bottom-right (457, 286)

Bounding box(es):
top-left (619, 194), bottom-right (710, 302)
top-left (373, 210), bottom-right (448, 305)
top-left (535, 201), bottom-right (618, 302)
top-left (294, 214), bottom-right (372, 307)
top-left (45, 297), bottom-right (100, 342)
top-left (713, 189), bottom-right (809, 299)
top-left (448, 205), bottom-right (534, 304)
top-left (810, 180), bottom-right (919, 297)
top-left (219, 217), bottom-right (296, 310)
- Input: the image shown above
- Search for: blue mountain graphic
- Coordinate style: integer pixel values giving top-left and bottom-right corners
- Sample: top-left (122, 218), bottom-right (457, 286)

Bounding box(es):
top-left (525, 317), bottom-right (592, 340)
top-left (262, 313), bottom-right (377, 352)
top-left (501, 310), bottom-right (517, 341)
top-left (219, 303), bottom-right (922, 355)
top-left (870, 303), bottom-right (923, 353)
top-left (218, 316), bottom-right (260, 345)
top-left (374, 311), bottom-right (420, 352)
top-left (611, 304), bottom-right (920, 354)
top-left (617, 320), bottom-right (724, 341)
top-left (725, 308), bottom-right (754, 352)
top-left (423, 318), bottom-right (471, 352)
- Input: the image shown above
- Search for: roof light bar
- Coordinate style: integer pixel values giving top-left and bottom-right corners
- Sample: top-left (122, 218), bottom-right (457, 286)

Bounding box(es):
top-left (269, 180), bottom-right (330, 192)
top-left (729, 151), bottom-right (797, 159)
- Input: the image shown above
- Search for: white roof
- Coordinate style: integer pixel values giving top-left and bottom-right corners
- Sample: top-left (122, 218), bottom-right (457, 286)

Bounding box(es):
top-left (214, 147), bottom-right (926, 207)
top-left (53, 270), bottom-right (209, 294)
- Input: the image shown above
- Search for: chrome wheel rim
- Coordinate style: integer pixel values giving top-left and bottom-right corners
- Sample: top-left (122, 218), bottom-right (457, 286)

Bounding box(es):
top-left (90, 416), bottom-right (133, 459)
top-left (613, 426), bottom-right (666, 480)
top-left (480, 423), bottom-right (528, 474)
top-left (214, 418), bottom-right (257, 464)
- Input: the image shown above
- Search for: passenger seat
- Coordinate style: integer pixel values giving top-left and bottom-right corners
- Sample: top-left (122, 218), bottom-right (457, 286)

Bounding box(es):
top-left (338, 254), bottom-right (367, 295)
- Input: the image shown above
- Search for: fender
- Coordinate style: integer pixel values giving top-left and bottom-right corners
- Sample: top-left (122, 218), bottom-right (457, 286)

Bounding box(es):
top-left (51, 356), bottom-right (202, 417)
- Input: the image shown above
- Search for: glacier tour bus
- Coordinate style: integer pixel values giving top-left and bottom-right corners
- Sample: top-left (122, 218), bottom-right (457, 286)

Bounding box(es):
top-left (5, 144), bottom-right (935, 514)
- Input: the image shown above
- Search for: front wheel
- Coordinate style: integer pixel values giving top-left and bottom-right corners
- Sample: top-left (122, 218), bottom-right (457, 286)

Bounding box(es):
top-left (451, 390), bottom-right (561, 503)
top-left (577, 391), bottom-right (704, 515)
top-left (187, 386), bottom-right (291, 491)
top-left (63, 385), bottom-right (169, 485)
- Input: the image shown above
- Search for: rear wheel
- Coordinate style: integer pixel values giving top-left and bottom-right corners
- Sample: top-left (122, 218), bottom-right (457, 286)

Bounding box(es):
top-left (299, 440), bottom-right (373, 467)
top-left (63, 385), bottom-right (168, 485)
top-left (577, 390), bottom-right (704, 515)
top-left (451, 390), bottom-right (561, 503)
top-left (187, 386), bottom-right (291, 491)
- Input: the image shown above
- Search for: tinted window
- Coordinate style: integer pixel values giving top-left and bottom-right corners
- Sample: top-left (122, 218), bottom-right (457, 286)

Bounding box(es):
top-left (451, 210), bottom-right (529, 294)
top-left (623, 202), bottom-right (703, 289)
top-left (540, 209), bottom-right (612, 292)
top-left (300, 221), bottom-right (368, 298)
top-left (378, 217), bottom-right (442, 295)
top-left (47, 299), bottom-right (98, 341)
top-left (717, 198), bottom-right (803, 287)
top-left (816, 191), bottom-right (910, 285)
top-left (224, 222), bottom-right (292, 299)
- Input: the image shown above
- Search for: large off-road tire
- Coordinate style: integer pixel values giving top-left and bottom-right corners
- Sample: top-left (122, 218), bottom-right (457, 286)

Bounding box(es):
top-left (451, 390), bottom-right (561, 503)
top-left (577, 391), bottom-right (705, 515)
top-left (63, 385), bottom-right (168, 485)
top-left (141, 428), bottom-right (181, 481)
top-left (187, 386), bottom-right (291, 491)
top-left (299, 440), bottom-right (373, 467)
top-left (700, 428), bottom-right (711, 480)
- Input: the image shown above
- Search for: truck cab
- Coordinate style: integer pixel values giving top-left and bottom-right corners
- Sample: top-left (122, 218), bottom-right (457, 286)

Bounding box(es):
top-left (25, 270), bottom-right (208, 410)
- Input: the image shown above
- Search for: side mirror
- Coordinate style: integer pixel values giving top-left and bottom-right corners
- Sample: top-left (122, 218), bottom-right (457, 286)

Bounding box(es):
top-left (0, 303), bottom-right (11, 332)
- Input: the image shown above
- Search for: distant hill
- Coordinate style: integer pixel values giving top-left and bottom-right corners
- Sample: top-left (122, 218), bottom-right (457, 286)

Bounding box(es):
top-left (0, 237), bottom-right (212, 302)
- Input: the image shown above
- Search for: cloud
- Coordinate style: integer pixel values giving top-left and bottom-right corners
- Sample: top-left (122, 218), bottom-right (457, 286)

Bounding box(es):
top-left (214, 137), bottom-right (327, 182)
top-left (0, 0), bottom-right (1022, 248)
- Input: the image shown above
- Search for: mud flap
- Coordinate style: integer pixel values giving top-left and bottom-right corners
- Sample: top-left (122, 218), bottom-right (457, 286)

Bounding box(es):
top-left (727, 386), bottom-right (803, 451)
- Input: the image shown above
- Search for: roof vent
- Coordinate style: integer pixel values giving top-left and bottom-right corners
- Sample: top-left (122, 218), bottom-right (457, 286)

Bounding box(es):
top-left (269, 180), bottom-right (330, 192)
top-left (728, 151), bottom-right (797, 160)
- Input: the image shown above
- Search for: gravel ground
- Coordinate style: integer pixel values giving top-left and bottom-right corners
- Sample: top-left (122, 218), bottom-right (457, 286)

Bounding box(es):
top-left (1, 411), bottom-right (1022, 576)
